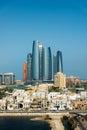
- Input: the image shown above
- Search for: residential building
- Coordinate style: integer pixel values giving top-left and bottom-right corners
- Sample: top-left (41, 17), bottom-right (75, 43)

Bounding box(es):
top-left (4, 73), bottom-right (15, 85)
top-left (54, 72), bottom-right (66, 89)
top-left (66, 76), bottom-right (81, 85)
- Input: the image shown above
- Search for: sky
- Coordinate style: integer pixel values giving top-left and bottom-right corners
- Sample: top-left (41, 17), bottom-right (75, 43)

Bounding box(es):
top-left (0, 0), bottom-right (87, 80)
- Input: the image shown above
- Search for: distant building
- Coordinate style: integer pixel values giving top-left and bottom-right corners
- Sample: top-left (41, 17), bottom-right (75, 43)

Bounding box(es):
top-left (54, 72), bottom-right (66, 89)
top-left (4, 73), bottom-right (15, 85)
top-left (76, 88), bottom-right (84, 94)
top-left (27, 53), bottom-right (32, 80)
top-left (53, 50), bottom-right (63, 77)
top-left (43, 47), bottom-right (52, 80)
top-left (0, 74), bottom-right (3, 85)
top-left (66, 76), bottom-right (81, 85)
top-left (32, 40), bottom-right (43, 80)
top-left (32, 40), bottom-right (52, 81)
top-left (23, 62), bottom-right (28, 81)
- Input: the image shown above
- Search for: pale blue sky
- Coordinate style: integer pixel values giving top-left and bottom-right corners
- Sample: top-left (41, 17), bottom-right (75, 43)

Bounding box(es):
top-left (0, 0), bottom-right (87, 80)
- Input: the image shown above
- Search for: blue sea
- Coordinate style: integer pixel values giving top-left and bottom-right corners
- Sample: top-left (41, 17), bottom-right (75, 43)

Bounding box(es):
top-left (0, 117), bottom-right (51, 130)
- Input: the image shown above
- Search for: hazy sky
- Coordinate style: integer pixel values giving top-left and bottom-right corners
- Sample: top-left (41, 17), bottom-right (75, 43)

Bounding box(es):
top-left (0, 0), bottom-right (87, 80)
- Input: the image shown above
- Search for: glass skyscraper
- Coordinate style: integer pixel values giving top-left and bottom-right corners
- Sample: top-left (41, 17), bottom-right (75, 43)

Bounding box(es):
top-left (53, 54), bottom-right (57, 76)
top-left (38, 43), bottom-right (43, 80)
top-left (27, 53), bottom-right (32, 80)
top-left (57, 51), bottom-right (63, 73)
top-left (32, 40), bottom-right (52, 81)
top-left (32, 40), bottom-right (39, 80)
top-left (43, 47), bottom-right (52, 80)
top-left (53, 50), bottom-right (63, 77)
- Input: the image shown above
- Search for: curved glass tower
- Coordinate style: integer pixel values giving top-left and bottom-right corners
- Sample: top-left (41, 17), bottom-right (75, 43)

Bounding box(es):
top-left (32, 41), bottom-right (39, 80)
top-left (43, 47), bottom-right (52, 80)
top-left (38, 43), bottom-right (43, 80)
top-left (27, 53), bottom-right (32, 80)
top-left (57, 51), bottom-right (63, 73)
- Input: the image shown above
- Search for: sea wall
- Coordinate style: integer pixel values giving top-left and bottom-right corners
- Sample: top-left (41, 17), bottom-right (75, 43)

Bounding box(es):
top-left (0, 112), bottom-right (69, 130)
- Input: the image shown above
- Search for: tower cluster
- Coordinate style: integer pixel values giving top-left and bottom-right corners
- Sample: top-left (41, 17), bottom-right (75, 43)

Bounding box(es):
top-left (23, 40), bottom-right (63, 82)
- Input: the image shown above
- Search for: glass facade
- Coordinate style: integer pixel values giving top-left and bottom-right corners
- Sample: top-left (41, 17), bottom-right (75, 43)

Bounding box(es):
top-left (53, 54), bottom-right (57, 76)
top-left (38, 43), bottom-right (43, 80)
top-left (27, 40), bottom-right (53, 81)
top-left (27, 53), bottom-right (32, 80)
top-left (57, 51), bottom-right (63, 73)
top-left (43, 47), bottom-right (52, 80)
top-left (32, 40), bottom-right (39, 80)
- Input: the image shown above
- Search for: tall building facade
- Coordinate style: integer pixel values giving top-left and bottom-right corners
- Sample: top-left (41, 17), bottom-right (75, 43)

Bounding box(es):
top-left (0, 74), bottom-right (3, 85)
top-left (32, 40), bottom-right (40, 80)
top-left (4, 73), bottom-right (15, 85)
top-left (38, 43), bottom-right (44, 80)
top-left (43, 47), bottom-right (52, 80)
top-left (53, 54), bottom-right (57, 76)
top-left (31, 40), bottom-right (52, 81)
top-left (57, 51), bottom-right (63, 73)
top-left (54, 72), bottom-right (66, 89)
top-left (27, 53), bottom-right (32, 80)
top-left (53, 50), bottom-right (63, 77)
top-left (23, 62), bottom-right (28, 81)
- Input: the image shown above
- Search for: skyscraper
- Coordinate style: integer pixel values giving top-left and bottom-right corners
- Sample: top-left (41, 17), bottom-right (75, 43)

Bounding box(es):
top-left (32, 40), bottom-right (39, 80)
top-left (0, 74), bottom-right (3, 85)
top-left (27, 53), bottom-right (32, 80)
top-left (53, 54), bottom-right (57, 76)
top-left (32, 40), bottom-right (52, 81)
top-left (57, 51), bottom-right (63, 73)
top-left (43, 47), bottom-right (52, 80)
top-left (38, 43), bottom-right (43, 80)
top-left (32, 40), bottom-right (44, 80)
top-left (53, 50), bottom-right (63, 77)
top-left (23, 62), bottom-right (28, 81)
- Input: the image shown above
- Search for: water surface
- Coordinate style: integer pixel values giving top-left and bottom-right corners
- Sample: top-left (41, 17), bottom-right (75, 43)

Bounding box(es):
top-left (0, 117), bottom-right (51, 130)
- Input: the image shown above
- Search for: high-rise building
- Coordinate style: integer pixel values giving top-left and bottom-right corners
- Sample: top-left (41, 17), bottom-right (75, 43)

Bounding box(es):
top-left (32, 40), bottom-right (40, 80)
top-left (57, 51), bottom-right (63, 73)
top-left (4, 73), bottom-right (15, 85)
top-left (27, 53), bottom-right (32, 80)
top-left (54, 72), bottom-right (66, 89)
top-left (38, 43), bottom-right (44, 80)
top-left (32, 40), bottom-right (44, 80)
top-left (23, 62), bottom-right (28, 81)
top-left (53, 54), bottom-right (57, 76)
top-left (0, 74), bottom-right (3, 85)
top-left (43, 47), bottom-right (52, 80)
top-left (53, 50), bottom-right (63, 77)
top-left (32, 40), bottom-right (52, 81)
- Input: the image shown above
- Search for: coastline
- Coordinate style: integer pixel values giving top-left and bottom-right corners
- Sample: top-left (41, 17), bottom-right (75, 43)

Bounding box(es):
top-left (0, 112), bottom-right (69, 130)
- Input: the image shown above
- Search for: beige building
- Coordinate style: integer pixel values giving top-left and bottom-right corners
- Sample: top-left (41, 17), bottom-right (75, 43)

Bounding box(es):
top-left (72, 101), bottom-right (87, 110)
top-left (54, 72), bottom-right (66, 89)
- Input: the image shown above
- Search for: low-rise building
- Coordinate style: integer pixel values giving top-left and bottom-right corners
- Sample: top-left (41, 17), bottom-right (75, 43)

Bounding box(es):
top-left (72, 101), bottom-right (87, 110)
top-left (66, 76), bottom-right (81, 85)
